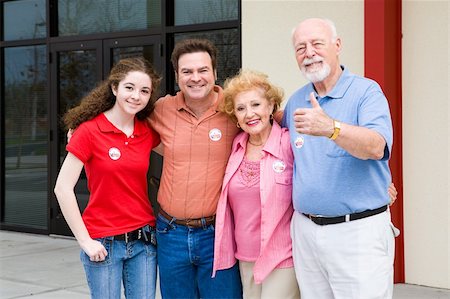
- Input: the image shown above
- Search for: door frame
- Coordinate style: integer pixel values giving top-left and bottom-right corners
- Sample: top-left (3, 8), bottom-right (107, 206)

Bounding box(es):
top-left (49, 36), bottom-right (163, 236)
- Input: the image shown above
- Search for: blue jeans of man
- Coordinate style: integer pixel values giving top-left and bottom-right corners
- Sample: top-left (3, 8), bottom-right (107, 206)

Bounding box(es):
top-left (156, 213), bottom-right (242, 299)
top-left (80, 235), bottom-right (157, 299)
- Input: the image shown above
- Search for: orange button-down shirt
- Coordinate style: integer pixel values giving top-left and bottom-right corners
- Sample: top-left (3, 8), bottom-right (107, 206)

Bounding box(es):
top-left (149, 86), bottom-right (239, 219)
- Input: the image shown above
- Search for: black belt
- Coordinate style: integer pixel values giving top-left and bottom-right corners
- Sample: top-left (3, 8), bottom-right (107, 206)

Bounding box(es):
top-left (159, 209), bottom-right (215, 228)
top-left (112, 226), bottom-right (155, 244)
top-left (302, 205), bottom-right (388, 226)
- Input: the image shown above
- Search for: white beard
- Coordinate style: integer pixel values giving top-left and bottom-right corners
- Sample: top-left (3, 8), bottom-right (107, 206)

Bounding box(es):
top-left (301, 58), bottom-right (331, 83)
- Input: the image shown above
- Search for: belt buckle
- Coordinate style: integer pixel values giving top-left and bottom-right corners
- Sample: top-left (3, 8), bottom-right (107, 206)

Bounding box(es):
top-left (124, 232), bottom-right (129, 243)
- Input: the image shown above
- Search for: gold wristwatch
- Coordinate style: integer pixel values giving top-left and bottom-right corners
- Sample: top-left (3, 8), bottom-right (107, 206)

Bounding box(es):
top-left (329, 120), bottom-right (341, 140)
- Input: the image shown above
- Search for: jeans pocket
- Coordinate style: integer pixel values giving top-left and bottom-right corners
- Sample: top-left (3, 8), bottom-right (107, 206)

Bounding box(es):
top-left (80, 237), bottom-right (113, 267)
top-left (156, 214), bottom-right (175, 234)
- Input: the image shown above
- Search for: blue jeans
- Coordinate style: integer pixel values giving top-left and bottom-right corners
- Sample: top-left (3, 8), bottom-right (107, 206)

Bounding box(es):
top-left (156, 213), bottom-right (242, 299)
top-left (80, 234), bottom-right (157, 299)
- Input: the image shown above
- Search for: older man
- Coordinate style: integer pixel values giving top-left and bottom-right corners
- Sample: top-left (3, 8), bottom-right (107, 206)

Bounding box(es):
top-left (149, 39), bottom-right (242, 299)
top-left (282, 18), bottom-right (398, 299)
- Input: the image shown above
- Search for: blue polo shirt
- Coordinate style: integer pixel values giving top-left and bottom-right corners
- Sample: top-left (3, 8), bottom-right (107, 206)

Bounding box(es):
top-left (282, 66), bottom-right (393, 216)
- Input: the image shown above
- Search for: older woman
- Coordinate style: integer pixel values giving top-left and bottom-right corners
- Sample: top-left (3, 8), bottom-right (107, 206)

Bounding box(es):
top-left (212, 69), bottom-right (300, 299)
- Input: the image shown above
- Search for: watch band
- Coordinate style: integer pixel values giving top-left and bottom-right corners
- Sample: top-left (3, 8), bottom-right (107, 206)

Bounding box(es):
top-left (329, 120), bottom-right (341, 140)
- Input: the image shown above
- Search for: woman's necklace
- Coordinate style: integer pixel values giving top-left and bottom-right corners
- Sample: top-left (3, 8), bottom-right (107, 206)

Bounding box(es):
top-left (248, 139), bottom-right (264, 146)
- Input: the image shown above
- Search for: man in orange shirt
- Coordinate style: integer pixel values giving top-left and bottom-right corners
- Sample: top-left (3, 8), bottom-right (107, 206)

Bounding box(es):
top-left (150, 39), bottom-right (242, 299)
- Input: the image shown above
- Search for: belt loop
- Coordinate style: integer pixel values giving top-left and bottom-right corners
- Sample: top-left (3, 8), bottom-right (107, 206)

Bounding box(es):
top-left (345, 214), bottom-right (350, 222)
top-left (201, 217), bottom-right (207, 229)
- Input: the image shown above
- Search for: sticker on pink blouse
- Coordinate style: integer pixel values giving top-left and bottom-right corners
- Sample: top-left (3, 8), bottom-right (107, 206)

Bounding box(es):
top-left (209, 128), bottom-right (222, 141)
top-left (108, 147), bottom-right (121, 160)
top-left (272, 160), bottom-right (286, 173)
top-left (294, 136), bottom-right (304, 149)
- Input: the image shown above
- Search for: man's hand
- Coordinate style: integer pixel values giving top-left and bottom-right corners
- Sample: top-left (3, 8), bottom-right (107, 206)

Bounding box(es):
top-left (388, 183), bottom-right (398, 206)
top-left (293, 92), bottom-right (334, 137)
top-left (67, 129), bottom-right (74, 143)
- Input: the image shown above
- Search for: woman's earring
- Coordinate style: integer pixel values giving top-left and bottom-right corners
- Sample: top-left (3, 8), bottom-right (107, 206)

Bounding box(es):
top-left (270, 113), bottom-right (274, 120)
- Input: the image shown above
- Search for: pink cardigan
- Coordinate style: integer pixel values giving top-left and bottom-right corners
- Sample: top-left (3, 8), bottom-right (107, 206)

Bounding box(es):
top-left (212, 122), bottom-right (294, 284)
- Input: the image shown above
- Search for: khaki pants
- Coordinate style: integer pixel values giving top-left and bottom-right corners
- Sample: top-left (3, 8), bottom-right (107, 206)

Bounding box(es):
top-left (239, 260), bottom-right (300, 299)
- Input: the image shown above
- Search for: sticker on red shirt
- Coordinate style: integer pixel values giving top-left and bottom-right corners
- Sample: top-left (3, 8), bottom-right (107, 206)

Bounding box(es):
top-left (272, 160), bottom-right (286, 173)
top-left (108, 147), bottom-right (121, 160)
top-left (294, 136), bottom-right (304, 149)
top-left (209, 128), bottom-right (222, 141)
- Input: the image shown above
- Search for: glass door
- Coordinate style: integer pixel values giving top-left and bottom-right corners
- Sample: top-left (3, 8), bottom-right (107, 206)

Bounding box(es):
top-left (49, 40), bottom-right (102, 236)
top-left (49, 36), bottom-right (163, 236)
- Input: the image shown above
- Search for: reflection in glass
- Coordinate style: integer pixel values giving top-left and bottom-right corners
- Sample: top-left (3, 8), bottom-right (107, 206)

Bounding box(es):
top-left (112, 46), bottom-right (155, 65)
top-left (175, 0), bottom-right (238, 25)
top-left (175, 29), bottom-right (239, 87)
top-left (3, 0), bottom-right (46, 41)
top-left (58, 0), bottom-right (161, 36)
top-left (57, 50), bottom-right (98, 215)
top-left (4, 45), bottom-right (48, 228)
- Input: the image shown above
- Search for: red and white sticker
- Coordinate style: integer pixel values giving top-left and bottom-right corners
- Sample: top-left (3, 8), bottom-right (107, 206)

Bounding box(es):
top-left (294, 136), bottom-right (304, 149)
top-left (272, 160), bottom-right (286, 173)
top-left (209, 128), bottom-right (222, 141)
top-left (108, 147), bottom-right (121, 160)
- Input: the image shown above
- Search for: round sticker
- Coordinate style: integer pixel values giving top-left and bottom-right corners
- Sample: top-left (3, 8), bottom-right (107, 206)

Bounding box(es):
top-left (272, 160), bottom-right (286, 173)
top-left (108, 147), bottom-right (121, 160)
top-left (209, 128), bottom-right (222, 142)
top-left (294, 136), bottom-right (304, 149)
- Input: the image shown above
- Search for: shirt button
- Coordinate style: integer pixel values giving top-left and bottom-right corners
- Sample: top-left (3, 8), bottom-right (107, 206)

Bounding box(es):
top-left (125, 141), bottom-right (129, 145)
top-left (131, 135), bottom-right (135, 138)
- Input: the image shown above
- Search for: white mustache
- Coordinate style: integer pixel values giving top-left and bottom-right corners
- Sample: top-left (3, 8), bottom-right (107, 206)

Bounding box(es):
top-left (302, 57), bottom-right (323, 66)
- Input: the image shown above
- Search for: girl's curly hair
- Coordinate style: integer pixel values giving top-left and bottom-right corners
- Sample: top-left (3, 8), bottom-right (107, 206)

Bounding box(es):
top-left (63, 57), bottom-right (161, 130)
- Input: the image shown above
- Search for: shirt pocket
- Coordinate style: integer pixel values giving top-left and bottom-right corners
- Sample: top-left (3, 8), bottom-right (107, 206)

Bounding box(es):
top-left (275, 174), bottom-right (292, 185)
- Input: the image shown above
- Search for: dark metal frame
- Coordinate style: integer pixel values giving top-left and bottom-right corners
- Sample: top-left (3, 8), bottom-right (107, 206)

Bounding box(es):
top-left (0, 0), bottom-right (242, 235)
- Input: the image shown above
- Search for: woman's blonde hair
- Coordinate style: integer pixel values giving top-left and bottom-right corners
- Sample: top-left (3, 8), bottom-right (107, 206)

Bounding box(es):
top-left (222, 69), bottom-right (284, 124)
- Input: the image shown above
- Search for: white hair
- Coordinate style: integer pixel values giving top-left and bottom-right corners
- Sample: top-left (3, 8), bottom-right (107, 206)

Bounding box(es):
top-left (291, 18), bottom-right (339, 45)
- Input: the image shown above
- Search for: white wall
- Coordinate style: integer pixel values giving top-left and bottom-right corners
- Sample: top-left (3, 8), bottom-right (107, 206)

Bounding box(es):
top-left (241, 0), bottom-right (364, 100)
top-left (242, 0), bottom-right (450, 289)
top-left (402, 0), bottom-right (449, 289)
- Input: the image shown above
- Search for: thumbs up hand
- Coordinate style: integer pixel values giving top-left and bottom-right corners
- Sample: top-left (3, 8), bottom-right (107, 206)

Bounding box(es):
top-left (293, 92), bottom-right (335, 137)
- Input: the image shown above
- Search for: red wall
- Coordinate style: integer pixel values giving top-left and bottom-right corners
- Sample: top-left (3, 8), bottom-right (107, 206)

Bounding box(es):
top-left (364, 0), bottom-right (405, 283)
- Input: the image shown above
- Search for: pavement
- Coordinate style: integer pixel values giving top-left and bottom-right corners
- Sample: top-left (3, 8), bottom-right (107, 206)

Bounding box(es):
top-left (0, 230), bottom-right (449, 299)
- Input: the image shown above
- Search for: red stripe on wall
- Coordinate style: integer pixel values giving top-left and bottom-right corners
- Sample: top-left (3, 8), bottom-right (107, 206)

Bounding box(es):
top-left (364, 0), bottom-right (405, 283)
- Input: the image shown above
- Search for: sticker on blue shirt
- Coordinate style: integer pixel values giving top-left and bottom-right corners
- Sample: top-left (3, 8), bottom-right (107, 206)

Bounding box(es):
top-left (272, 160), bottom-right (286, 173)
top-left (294, 136), bottom-right (304, 149)
top-left (108, 147), bottom-right (121, 160)
top-left (209, 128), bottom-right (222, 141)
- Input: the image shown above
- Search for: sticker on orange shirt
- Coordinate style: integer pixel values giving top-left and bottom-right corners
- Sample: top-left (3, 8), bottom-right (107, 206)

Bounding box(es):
top-left (209, 128), bottom-right (222, 141)
top-left (272, 160), bottom-right (286, 173)
top-left (108, 147), bottom-right (121, 160)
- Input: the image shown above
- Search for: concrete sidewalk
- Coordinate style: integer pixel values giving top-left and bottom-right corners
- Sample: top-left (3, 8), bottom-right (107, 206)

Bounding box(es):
top-left (0, 230), bottom-right (449, 299)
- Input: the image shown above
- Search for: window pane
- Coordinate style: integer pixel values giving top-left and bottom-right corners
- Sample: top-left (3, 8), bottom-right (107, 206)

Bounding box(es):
top-left (3, 0), bottom-right (46, 41)
top-left (58, 0), bottom-right (161, 37)
top-left (57, 50), bottom-right (98, 216)
top-left (4, 45), bottom-right (48, 228)
top-left (175, 29), bottom-right (240, 86)
top-left (175, 0), bottom-right (238, 25)
top-left (112, 46), bottom-right (155, 65)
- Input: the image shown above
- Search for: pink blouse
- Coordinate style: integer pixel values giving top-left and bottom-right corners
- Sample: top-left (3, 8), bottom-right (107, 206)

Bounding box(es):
top-left (213, 122), bottom-right (294, 284)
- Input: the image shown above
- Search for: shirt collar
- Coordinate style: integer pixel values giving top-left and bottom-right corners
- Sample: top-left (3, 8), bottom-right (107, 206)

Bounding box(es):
top-left (97, 113), bottom-right (147, 136)
top-left (176, 85), bottom-right (223, 112)
top-left (236, 121), bottom-right (284, 159)
top-left (307, 65), bottom-right (354, 100)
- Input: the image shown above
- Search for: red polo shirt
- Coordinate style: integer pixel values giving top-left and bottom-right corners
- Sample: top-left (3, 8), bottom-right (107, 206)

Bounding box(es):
top-left (67, 113), bottom-right (160, 238)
